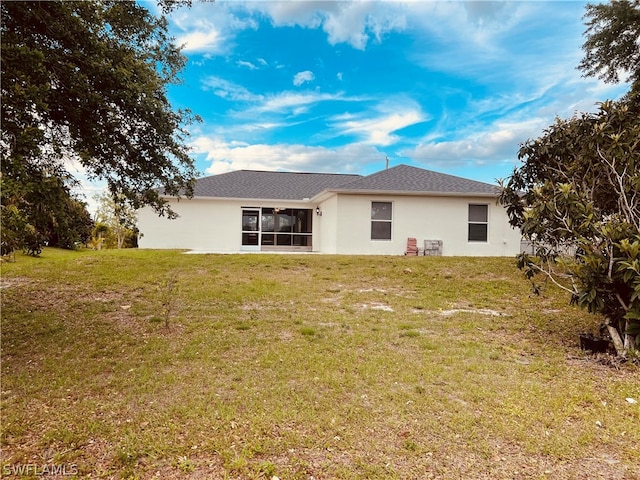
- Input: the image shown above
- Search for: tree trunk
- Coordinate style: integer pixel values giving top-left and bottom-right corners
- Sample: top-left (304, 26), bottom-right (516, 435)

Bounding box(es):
top-left (605, 317), bottom-right (626, 357)
top-left (624, 333), bottom-right (636, 352)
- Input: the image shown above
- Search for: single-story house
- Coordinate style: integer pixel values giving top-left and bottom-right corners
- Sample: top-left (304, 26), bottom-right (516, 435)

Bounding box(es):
top-left (137, 164), bottom-right (522, 256)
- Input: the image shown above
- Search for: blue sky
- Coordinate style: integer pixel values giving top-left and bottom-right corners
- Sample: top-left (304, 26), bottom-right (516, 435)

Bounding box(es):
top-left (80, 1), bottom-right (630, 210)
top-left (161, 0), bottom-right (632, 185)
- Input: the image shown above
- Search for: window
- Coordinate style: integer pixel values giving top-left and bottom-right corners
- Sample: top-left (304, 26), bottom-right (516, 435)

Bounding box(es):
top-left (243, 208), bottom-right (312, 248)
top-left (260, 208), bottom-right (275, 245)
top-left (241, 209), bottom-right (259, 245)
top-left (468, 204), bottom-right (488, 242)
top-left (371, 202), bottom-right (392, 240)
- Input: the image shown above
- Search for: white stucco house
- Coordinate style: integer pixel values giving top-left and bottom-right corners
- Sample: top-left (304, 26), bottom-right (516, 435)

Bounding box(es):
top-left (137, 164), bottom-right (522, 256)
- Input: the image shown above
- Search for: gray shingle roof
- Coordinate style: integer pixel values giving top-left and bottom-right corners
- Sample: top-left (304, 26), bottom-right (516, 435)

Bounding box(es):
top-left (187, 164), bottom-right (499, 200)
top-left (335, 164), bottom-right (500, 195)
top-left (192, 170), bottom-right (362, 200)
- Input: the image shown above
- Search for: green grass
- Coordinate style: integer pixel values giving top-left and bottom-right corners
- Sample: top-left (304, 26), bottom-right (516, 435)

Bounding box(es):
top-left (1, 248), bottom-right (639, 479)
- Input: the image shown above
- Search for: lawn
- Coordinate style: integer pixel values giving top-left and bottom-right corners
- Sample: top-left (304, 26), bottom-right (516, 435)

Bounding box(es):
top-left (1, 248), bottom-right (638, 479)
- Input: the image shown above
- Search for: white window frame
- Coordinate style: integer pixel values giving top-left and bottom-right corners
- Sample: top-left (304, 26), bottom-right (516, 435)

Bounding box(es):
top-left (371, 201), bottom-right (393, 241)
top-left (468, 204), bottom-right (489, 243)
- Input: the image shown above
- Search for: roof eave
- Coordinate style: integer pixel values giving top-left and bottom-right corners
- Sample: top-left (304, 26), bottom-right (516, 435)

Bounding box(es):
top-left (161, 190), bottom-right (499, 204)
top-left (163, 194), bottom-right (316, 203)
top-left (313, 189), bottom-right (499, 201)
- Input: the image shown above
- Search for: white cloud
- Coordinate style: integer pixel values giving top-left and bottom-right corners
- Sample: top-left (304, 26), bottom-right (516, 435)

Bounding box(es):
top-left (191, 137), bottom-right (384, 175)
top-left (293, 70), bottom-right (315, 86)
top-left (329, 98), bottom-right (427, 146)
top-left (401, 119), bottom-right (544, 168)
top-left (200, 76), bottom-right (365, 118)
top-left (201, 76), bottom-right (261, 102)
top-left (175, 28), bottom-right (223, 53)
top-left (237, 60), bottom-right (258, 70)
top-left (321, 2), bottom-right (407, 49)
top-left (168, 4), bottom-right (258, 54)
top-left (245, 1), bottom-right (407, 50)
top-left (256, 1), bottom-right (327, 28)
top-left (252, 91), bottom-right (350, 115)
top-left (332, 110), bottom-right (424, 146)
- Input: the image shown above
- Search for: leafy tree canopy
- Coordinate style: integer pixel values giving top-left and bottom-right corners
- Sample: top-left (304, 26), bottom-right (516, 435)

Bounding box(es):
top-left (1, 0), bottom-right (199, 255)
top-left (578, 0), bottom-right (640, 88)
top-left (1, 167), bottom-right (93, 256)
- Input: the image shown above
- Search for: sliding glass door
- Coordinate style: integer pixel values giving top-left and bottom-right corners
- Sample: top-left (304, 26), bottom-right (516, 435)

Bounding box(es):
top-left (242, 208), bottom-right (312, 251)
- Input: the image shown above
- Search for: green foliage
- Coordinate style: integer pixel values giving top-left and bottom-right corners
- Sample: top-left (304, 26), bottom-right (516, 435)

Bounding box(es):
top-left (93, 192), bottom-right (138, 249)
top-left (0, 0), bottom-right (199, 256)
top-left (0, 204), bottom-right (28, 257)
top-left (1, 170), bottom-right (93, 256)
top-left (500, 97), bottom-right (640, 355)
top-left (48, 197), bottom-right (94, 250)
top-left (578, 0), bottom-right (640, 88)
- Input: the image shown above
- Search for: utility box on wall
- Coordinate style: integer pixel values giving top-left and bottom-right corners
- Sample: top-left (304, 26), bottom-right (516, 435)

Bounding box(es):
top-left (423, 240), bottom-right (443, 256)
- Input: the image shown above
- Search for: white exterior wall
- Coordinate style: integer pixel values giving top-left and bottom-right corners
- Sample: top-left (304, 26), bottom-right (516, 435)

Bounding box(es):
top-left (138, 194), bottom-right (521, 256)
top-left (138, 197), bottom-right (314, 252)
top-left (138, 198), bottom-right (239, 251)
top-left (316, 195), bottom-right (339, 254)
top-left (332, 194), bottom-right (521, 256)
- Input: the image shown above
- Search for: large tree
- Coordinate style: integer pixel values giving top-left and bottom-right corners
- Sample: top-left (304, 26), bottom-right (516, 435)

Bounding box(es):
top-left (1, 1), bottom-right (198, 255)
top-left (499, 99), bottom-right (640, 356)
top-left (578, 0), bottom-right (640, 89)
top-left (500, 1), bottom-right (640, 357)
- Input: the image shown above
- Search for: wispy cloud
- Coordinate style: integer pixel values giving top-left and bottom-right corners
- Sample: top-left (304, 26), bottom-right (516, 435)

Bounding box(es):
top-left (237, 60), bottom-right (258, 70)
top-left (328, 97), bottom-right (428, 146)
top-left (168, 3), bottom-right (258, 53)
top-left (293, 70), bottom-right (315, 86)
top-left (201, 76), bottom-right (260, 102)
top-left (190, 138), bottom-right (385, 175)
top-left (401, 119), bottom-right (544, 169)
top-left (200, 75), bottom-right (368, 120)
top-left (332, 110), bottom-right (425, 146)
top-left (255, 91), bottom-right (346, 115)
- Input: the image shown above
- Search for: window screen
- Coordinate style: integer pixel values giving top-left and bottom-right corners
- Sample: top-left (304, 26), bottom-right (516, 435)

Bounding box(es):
top-left (371, 202), bottom-right (392, 240)
top-left (468, 204), bottom-right (488, 242)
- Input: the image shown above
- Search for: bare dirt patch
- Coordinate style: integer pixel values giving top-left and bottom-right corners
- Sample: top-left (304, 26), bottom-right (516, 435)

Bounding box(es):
top-left (355, 302), bottom-right (394, 312)
top-left (413, 307), bottom-right (505, 316)
top-left (0, 276), bottom-right (34, 289)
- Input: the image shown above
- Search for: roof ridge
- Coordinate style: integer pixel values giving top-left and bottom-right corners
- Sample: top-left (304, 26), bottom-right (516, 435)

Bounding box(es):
top-left (330, 163), bottom-right (499, 194)
top-left (238, 169), bottom-right (362, 177)
top-left (333, 163), bottom-right (408, 188)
